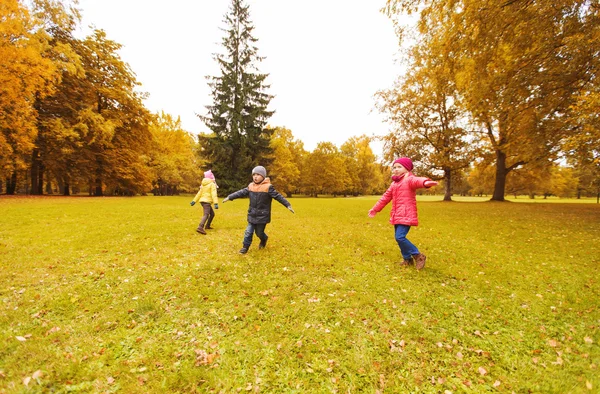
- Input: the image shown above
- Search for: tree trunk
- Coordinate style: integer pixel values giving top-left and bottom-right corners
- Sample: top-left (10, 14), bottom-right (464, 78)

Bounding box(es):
top-left (6, 172), bottom-right (17, 195)
top-left (31, 149), bottom-right (40, 194)
top-left (443, 167), bottom-right (452, 201)
top-left (491, 149), bottom-right (507, 201)
top-left (94, 158), bottom-right (103, 196)
top-left (38, 164), bottom-right (44, 195)
top-left (63, 180), bottom-right (70, 196)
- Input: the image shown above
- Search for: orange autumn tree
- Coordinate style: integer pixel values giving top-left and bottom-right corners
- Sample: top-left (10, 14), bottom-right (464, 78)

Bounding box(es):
top-left (385, 0), bottom-right (600, 201)
top-left (0, 0), bottom-right (63, 193)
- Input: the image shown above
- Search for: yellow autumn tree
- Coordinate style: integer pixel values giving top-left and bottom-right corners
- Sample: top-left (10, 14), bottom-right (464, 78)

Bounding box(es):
top-left (149, 112), bottom-right (203, 195)
top-left (385, 0), bottom-right (600, 201)
top-left (0, 0), bottom-right (60, 193)
top-left (340, 135), bottom-right (383, 195)
top-left (268, 126), bottom-right (305, 197)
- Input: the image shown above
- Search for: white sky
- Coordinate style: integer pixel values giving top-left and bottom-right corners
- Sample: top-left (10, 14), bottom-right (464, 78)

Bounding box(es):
top-left (76, 0), bottom-right (402, 155)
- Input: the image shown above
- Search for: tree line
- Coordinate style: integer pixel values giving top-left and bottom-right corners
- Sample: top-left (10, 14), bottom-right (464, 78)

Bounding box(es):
top-left (1, 0), bottom-right (202, 196)
top-left (0, 0), bottom-right (387, 198)
top-left (2, 0), bottom-right (598, 200)
top-left (379, 0), bottom-right (600, 201)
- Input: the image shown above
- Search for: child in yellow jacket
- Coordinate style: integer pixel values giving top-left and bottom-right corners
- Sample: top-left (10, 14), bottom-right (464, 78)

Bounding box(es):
top-left (190, 170), bottom-right (219, 234)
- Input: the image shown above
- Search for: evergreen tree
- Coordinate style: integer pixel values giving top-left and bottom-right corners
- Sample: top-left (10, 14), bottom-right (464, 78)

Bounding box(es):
top-left (198, 0), bottom-right (274, 194)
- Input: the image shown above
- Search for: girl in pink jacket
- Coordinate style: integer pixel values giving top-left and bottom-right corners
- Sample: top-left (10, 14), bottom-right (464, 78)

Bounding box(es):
top-left (368, 157), bottom-right (437, 270)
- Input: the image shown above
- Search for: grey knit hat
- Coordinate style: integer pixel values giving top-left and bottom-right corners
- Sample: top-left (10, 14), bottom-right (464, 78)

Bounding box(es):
top-left (252, 166), bottom-right (267, 178)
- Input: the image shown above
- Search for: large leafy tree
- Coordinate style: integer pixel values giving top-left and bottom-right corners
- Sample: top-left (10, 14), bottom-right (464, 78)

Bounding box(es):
top-left (0, 0), bottom-right (66, 194)
top-left (340, 135), bottom-right (383, 196)
top-left (30, 1), bottom-right (82, 195)
top-left (149, 112), bottom-right (203, 196)
top-left (198, 0), bottom-right (274, 194)
top-left (378, 31), bottom-right (474, 201)
top-left (268, 126), bottom-right (305, 197)
top-left (303, 142), bottom-right (347, 197)
top-left (34, 28), bottom-right (152, 196)
top-left (81, 29), bottom-right (152, 196)
top-left (385, 0), bottom-right (600, 201)
top-left (564, 86), bottom-right (600, 201)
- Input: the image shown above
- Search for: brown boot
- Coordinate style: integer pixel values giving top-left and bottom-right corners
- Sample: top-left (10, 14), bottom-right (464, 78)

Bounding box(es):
top-left (414, 253), bottom-right (427, 270)
top-left (400, 257), bottom-right (414, 266)
top-left (196, 226), bottom-right (206, 235)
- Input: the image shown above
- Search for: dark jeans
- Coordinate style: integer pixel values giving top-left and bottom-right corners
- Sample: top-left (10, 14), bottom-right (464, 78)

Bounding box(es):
top-left (243, 223), bottom-right (267, 247)
top-left (394, 224), bottom-right (419, 260)
top-left (198, 202), bottom-right (215, 229)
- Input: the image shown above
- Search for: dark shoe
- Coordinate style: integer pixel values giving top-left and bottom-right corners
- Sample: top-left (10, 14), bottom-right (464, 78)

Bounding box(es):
top-left (258, 238), bottom-right (268, 250)
top-left (400, 257), bottom-right (414, 266)
top-left (414, 253), bottom-right (427, 270)
top-left (196, 227), bottom-right (206, 235)
top-left (239, 247), bottom-right (249, 254)
top-left (205, 226), bottom-right (213, 230)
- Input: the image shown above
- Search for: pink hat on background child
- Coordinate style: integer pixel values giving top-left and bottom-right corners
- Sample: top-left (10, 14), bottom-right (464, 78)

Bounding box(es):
top-left (204, 170), bottom-right (215, 180)
top-left (393, 157), bottom-right (413, 171)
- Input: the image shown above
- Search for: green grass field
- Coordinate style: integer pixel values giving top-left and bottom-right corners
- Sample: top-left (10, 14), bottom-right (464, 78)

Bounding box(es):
top-left (1, 196), bottom-right (599, 393)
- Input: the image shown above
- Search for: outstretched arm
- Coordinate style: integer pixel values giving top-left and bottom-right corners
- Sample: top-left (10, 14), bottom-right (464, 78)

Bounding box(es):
top-left (223, 188), bottom-right (249, 203)
top-left (369, 185), bottom-right (393, 216)
top-left (269, 186), bottom-right (292, 210)
top-left (409, 177), bottom-right (438, 189)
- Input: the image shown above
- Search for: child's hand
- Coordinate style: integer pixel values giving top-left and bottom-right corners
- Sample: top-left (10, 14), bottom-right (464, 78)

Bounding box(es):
top-left (214, 203), bottom-right (219, 209)
top-left (222, 197), bottom-right (229, 203)
top-left (288, 206), bottom-right (295, 214)
top-left (368, 209), bottom-right (376, 218)
top-left (424, 180), bottom-right (438, 188)
top-left (190, 201), bottom-right (196, 206)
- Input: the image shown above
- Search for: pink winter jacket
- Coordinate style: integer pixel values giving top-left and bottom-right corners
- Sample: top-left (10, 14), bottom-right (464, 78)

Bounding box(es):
top-left (371, 172), bottom-right (431, 226)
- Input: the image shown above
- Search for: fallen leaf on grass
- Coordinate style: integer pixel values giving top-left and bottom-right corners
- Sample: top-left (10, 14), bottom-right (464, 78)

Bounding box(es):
top-left (478, 367), bottom-right (487, 376)
top-left (23, 376), bottom-right (31, 386)
top-left (194, 349), bottom-right (218, 366)
top-left (584, 337), bottom-right (593, 344)
top-left (32, 370), bottom-right (42, 379)
top-left (107, 376), bottom-right (115, 384)
top-left (389, 339), bottom-right (405, 353)
top-left (16, 336), bottom-right (27, 342)
top-left (46, 327), bottom-right (60, 335)
top-left (548, 339), bottom-right (559, 347)
top-left (493, 380), bottom-right (501, 387)
top-left (586, 381), bottom-right (593, 390)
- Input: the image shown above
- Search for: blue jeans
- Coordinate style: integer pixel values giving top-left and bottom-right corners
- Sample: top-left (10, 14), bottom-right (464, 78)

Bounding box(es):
top-left (243, 223), bottom-right (267, 247)
top-left (394, 224), bottom-right (419, 260)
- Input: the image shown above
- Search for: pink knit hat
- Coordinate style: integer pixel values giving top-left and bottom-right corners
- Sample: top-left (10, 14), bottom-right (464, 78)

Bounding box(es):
top-left (204, 170), bottom-right (215, 180)
top-left (393, 157), bottom-right (413, 171)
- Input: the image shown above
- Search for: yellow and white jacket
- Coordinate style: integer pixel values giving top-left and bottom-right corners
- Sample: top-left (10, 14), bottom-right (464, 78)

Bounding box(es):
top-left (193, 178), bottom-right (218, 205)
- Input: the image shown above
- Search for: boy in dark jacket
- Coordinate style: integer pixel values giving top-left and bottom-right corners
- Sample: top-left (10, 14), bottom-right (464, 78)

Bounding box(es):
top-left (222, 166), bottom-right (295, 254)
